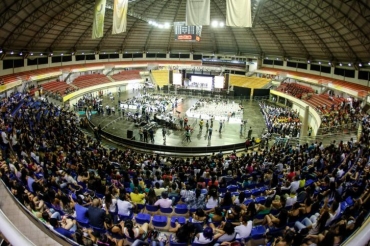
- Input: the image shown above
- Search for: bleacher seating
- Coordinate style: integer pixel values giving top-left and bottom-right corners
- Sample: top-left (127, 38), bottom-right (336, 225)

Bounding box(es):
top-left (40, 80), bottom-right (75, 95)
top-left (259, 67), bottom-right (370, 96)
top-left (71, 74), bottom-right (111, 89)
top-left (303, 94), bottom-right (346, 114)
top-left (111, 70), bottom-right (141, 81)
top-left (276, 82), bottom-right (314, 99)
top-left (0, 67), bottom-right (61, 85)
top-left (229, 75), bottom-right (270, 88)
top-left (152, 70), bottom-right (169, 87)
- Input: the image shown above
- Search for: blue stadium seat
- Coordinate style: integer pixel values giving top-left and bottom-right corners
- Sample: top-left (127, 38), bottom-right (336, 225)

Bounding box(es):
top-left (135, 213), bottom-right (151, 224)
top-left (170, 216), bottom-right (186, 227)
top-left (251, 225), bottom-right (266, 240)
top-left (174, 204), bottom-right (188, 215)
top-left (152, 215), bottom-right (168, 227)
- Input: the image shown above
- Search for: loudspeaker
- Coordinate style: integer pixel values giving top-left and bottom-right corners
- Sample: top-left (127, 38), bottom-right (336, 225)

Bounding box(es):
top-left (182, 70), bottom-right (186, 86)
top-left (225, 73), bottom-right (230, 90)
top-left (127, 130), bottom-right (133, 139)
top-left (169, 70), bottom-right (173, 84)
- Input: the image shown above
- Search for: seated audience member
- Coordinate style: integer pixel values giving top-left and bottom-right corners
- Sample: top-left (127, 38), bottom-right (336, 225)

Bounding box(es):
top-left (117, 192), bottom-right (133, 216)
top-left (130, 187), bottom-right (146, 205)
top-left (122, 220), bottom-right (150, 240)
top-left (154, 191), bottom-right (172, 208)
top-left (49, 218), bottom-right (75, 240)
top-left (87, 198), bottom-right (106, 229)
top-left (232, 214), bottom-right (253, 239)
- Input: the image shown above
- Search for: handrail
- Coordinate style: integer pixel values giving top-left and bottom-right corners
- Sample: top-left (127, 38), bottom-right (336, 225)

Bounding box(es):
top-left (0, 209), bottom-right (36, 246)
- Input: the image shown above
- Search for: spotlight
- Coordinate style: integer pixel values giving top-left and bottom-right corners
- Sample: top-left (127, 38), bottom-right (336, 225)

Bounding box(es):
top-left (158, 24), bottom-right (164, 29)
top-left (219, 22), bottom-right (224, 27)
top-left (359, 63), bottom-right (362, 67)
top-left (211, 20), bottom-right (218, 27)
top-left (164, 23), bottom-right (170, 29)
top-left (30, 53), bottom-right (33, 56)
top-left (328, 62), bottom-right (331, 65)
top-left (348, 63), bottom-right (351, 66)
top-left (0, 49), bottom-right (2, 54)
top-left (266, 57), bottom-right (269, 59)
top-left (50, 53), bottom-right (53, 56)
top-left (339, 63), bottom-right (342, 66)
top-left (10, 51), bottom-right (14, 55)
top-left (103, 52), bottom-right (106, 54)
top-left (149, 20), bottom-right (153, 25)
top-left (82, 52), bottom-right (84, 54)
top-left (307, 60), bottom-right (310, 63)
top-left (61, 53), bottom-right (64, 56)
top-left (276, 58), bottom-right (279, 60)
top-left (318, 62), bottom-right (321, 64)
top-left (368, 62), bottom-right (370, 65)
top-left (19, 52), bottom-right (23, 56)
top-left (40, 53), bottom-right (43, 56)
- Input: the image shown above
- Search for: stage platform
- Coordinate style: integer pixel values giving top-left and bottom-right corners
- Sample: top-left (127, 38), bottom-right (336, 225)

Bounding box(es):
top-left (88, 90), bottom-right (266, 153)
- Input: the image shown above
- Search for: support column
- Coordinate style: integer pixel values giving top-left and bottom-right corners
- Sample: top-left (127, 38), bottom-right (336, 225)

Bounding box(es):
top-left (72, 55), bottom-right (76, 62)
top-left (300, 106), bottom-right (309, 137)
top-left (189, 53), bottom-right (193, 60)
top-left (143, 53), bottom-right (147, 59)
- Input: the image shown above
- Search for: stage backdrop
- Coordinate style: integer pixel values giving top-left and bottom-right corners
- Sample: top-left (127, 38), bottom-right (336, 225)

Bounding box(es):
top-left (233, 86), bottom-right (251, 98)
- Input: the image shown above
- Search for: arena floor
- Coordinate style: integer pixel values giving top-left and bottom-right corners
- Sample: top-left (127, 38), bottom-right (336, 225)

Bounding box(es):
top-left (89, 90), bottom-right (267, 149)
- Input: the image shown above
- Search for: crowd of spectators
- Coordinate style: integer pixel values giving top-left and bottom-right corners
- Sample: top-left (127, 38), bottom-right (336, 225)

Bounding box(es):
top-left (277, 83), bottom-right (314, 99)
top-left (260, 102), bottom-right (301, 138)
top-left (0, 91), bottom-right (369, 246)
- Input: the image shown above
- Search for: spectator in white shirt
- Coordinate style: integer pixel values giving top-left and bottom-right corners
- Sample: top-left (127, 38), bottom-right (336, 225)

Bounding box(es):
top-left (154, 192), bottom-right (172, 208)
top-left (233, 214), bottom-right (253, 239)
top-left (281, 177), bottom-right (300, 194)
top-left (285, 191), bottom-right (297, 207)
top-left (117, 193), bottom-right (133, 216)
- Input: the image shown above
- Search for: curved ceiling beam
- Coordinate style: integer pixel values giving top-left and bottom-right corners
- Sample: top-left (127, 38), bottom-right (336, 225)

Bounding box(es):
top-left (211, 0), bottom-right (239, 54)
top-left (260, 5), bottom-right (309, 57)
top-left (1, 0), bottom-right (67, 48)
top-left (257, 19), bottom-right (286, 56)
top-left (120, 1), bottom-right (160, 50)
top-left (269, 0), bottom-right (333, 59)
top-left (26, 0), bottom-right (86, 50)
top-left (166, 0), bottom-right (184, 51)
top-left (0, 0), bottom-right (35, 28)
top-left (246, 29), bottom-right (262, 55)
top-left (317, 0), bottom-right (370, 57)
top-left (143, 0), bottom-right (172, 51)
top-left (74, 23), bottom-right (93, 49)
top-left (49, 5), bottom-right (94, 50)
top-left (293, 0), bottom-right (358, 61)
top-left (97, 26), bottom-right (114, 49)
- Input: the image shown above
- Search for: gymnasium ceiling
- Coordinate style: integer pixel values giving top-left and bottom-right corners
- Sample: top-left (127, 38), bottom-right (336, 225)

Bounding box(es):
top-left (0, 0), bottom-right (369, 63)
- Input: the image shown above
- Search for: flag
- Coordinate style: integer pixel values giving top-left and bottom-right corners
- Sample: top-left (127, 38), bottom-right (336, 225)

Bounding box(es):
top-left (112, 0), bottom-right (128, 34)
top-left (186, 0), bottom-right (210, 26)
top-left (226, 0), bottom-right (252, 27)
top-left (92, 0), bottom-right (107, 39)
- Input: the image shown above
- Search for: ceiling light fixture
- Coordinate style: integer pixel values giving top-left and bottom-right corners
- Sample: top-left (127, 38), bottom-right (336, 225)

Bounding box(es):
top-left (211, 20), bottom-right (219, 27)
top-left (10, 51), bottom-right (14, 55)
top-left (219, 21), bottom-right (224, 27)
top-left (339, 63), bottom-right (342, 66)
top-left (359, 63), bottom-right (362, 67)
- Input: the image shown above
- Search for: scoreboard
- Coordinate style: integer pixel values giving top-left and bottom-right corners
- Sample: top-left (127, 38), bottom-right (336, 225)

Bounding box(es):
top-left (174, 22), bottom-right (202, 42)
